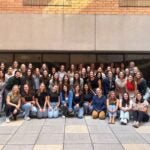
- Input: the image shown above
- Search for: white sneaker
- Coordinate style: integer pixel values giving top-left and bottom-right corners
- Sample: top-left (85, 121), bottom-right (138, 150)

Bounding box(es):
top-left (24, 116), bottom-right (31, 121)
top-left (120, 119), bottom-right (124, 124)
top-left (123, 119), bottom-right (127, 125)
top-left (6, 118), bottom-right (10, 123)
top-left (62, 115), bottom-right (66, 118)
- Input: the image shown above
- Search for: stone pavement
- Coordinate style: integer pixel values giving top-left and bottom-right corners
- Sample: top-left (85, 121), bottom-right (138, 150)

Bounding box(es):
top-left (0, 116), bottom-right (149, 150)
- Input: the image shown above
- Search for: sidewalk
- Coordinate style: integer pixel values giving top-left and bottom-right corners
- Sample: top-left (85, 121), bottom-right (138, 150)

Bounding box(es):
top-left (0, 116), bottom-right (149, 150)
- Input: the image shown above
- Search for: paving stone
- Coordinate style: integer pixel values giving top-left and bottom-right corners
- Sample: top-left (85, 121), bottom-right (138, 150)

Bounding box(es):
top-left (135, 126), bottom-right (150, 133)
top-left (115, 133), bottom-right (147, 144)
top-left (65, 118), bottom-right (86, 125)
top-left (0, 145), bottom-right (3, 149)
top-left (23, 119), bottom-right (45, 126)
top-left (64, 144), bottom-right (93, 150)
top-left (94, 144), bottom-right (124, 150)
top-left (90, 133), bottom-right (119, 144)
top-left (44, 119), bottom-right (65, 126)
top-left (110, 125), bottom-right (137, 134)
top-left (65, 125), bottom-right (88, 133)
top-left (15, 125), bottom-right (42, 135)
top-left (36, 134), bottom-right (64, 144)
top-left (0, 135), bottom-right (12, 144)
top-left (8, 134), bottom-right (38, 145)
top-left (64, 133), bottom-right (91, 144)
top-left (33, 144), bottom-right (63, 150)
top-left (0, 120), bottom-right (24, 127)
top-left (41, 125), bottom-right (64, 134)
top-left (122, 144), bottom-right (150, 150)
top-left (88, 125), bottom-right (112, 133)
top-left (0, 126), bottom-right (18, 135)
top-left (141, 134), bottom-right (150, 143)
top-left (85, 119), bottom-right (107, 126)
top-left (3, 145), bottom-right (33, 150)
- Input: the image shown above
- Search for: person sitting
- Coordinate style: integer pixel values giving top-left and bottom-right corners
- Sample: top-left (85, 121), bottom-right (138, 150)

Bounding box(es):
top-left (132, 92), bottom-right (149, 128)
top-left (21, 84), bottom-right (37, 120)
top-left (60, 85), bottom-right (73, 118)
top-left (119, 92), bottom-right (132, 125)
top-left (35, 83), bottom-right (48, 119)
top-left (92, 88), bottom-right (106, 119)
top-left (107, 91), bottom-right (119, 124)
top-left (5, 85), bottom-right (21, 123)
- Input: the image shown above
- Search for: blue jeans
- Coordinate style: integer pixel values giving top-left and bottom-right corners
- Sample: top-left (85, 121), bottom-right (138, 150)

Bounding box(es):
top-left (37, 108), bottom-right (48, 119)
top-left (83, 102), bottom-right (93, 114)
top-left (74, 106), bottom-right (84, 118)
top-left (48, 103), bottom-right (59, 118)
top-left (108, 105), bottom-right (117, 117)
top-left (22, 103), bottom-right (37, 117)
top-left (120, 110), bottom-right (129, 120)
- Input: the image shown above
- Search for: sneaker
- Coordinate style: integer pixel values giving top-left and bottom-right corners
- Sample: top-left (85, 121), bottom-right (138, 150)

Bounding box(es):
top-left (62, 115), bottom-right (66, 118)
top-left (120, 119), bottom-right (124, 125)
top-left (24, 116), bottom-right (31, 121)
top-left (6, 118), bottom-right (10, 123)
top-left (123, 119), bottom-right (127, 125)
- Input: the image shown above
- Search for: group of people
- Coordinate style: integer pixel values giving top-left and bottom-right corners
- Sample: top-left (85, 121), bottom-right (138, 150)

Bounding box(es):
top-left (0, 60), bottom-right (149, 128)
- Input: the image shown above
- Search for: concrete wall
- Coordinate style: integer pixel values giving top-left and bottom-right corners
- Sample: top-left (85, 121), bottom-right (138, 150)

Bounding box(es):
top-left (0, 14), bottom-right (150, 52)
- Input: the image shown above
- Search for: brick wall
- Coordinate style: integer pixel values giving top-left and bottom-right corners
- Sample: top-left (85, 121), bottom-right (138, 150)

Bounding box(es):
top-left (1, 0), bottom-right (150, 14)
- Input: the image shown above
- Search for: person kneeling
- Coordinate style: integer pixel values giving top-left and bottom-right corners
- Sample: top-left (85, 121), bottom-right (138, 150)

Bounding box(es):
top-left (35, 83), bottom-right (48, 119)
top-left (5, 85), bottom-right (21, 123)
top-left (92, 88), bottom-right (106, 120)
top-left (48, 85), bottom-right (60, 118)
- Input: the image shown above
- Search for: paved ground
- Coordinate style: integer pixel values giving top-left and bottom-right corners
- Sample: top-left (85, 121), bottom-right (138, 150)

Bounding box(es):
top-left (0, 116), bottom-right (149, 150)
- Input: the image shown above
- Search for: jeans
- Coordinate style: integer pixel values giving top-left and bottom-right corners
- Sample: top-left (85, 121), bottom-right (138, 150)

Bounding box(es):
top-left (5, 105), bottom-right (20, 117)
top-left (37, 108), bottom-right (48, 119)
top-left (108, 105), bottom-right (117, 117)
top-left (48, 102), bottom-right (59, 118)
top-left (83, 102), bottom-right (93, 115)
top-left (120, 110), bottom-right (129, 120)
top-left (22, 103), bottom-right (37, 117)
top-left (74, 106), bottom-right (84, 118)
top-left (133, 110), bottom-right (149, 123)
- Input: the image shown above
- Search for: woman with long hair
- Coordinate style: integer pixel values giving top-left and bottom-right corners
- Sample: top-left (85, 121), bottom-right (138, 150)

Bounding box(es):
top-left (107, 91), bottom-right (119, 124)
top-left (60, 84), bottom-right (73, 117)
top-left (125, 74), bottom-right (137, 102)
top-left (5, 85), bottom-right (21, 123)
top-left (47, 85), bottom-right (60, 118)
top-left (35, 83), bottom-right (48, 119)
top-left (73, 84), bottom-right (84, 118)
top-left (132, 93), bottom-right (149, 128)
top-left (21, 84), bottom-right (37, 120)
top-left (119, 92), bottom-right (132, 125)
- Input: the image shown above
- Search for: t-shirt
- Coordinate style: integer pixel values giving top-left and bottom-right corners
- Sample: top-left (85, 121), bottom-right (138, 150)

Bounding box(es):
top-left (35, 92), bottom-right (48, 108)
top-left (49, 91), bottom-right (59, 103)
top-left (21, 92), bottom-right (34, 102)
top-left (8, 92), bottom-right (21, 105)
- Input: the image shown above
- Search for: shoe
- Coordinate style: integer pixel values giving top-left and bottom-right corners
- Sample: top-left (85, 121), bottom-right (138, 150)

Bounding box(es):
top-left (134, 122), bottom-right (139, 128)
top-left (120, 119), bottom-right (124, 125)
top-left (62, 115), bottom-right (66, 118)
top-left (6, 118), bottom-right (10, 123)
top-left (24, 116), bottom-right (31, 121)
top-left (122, 119), bottom-right (127, 125)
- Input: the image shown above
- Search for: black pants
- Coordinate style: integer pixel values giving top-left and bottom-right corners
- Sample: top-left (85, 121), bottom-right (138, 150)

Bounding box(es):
top-left (133, 110), bottom-right (149, 122)
top-left (5, 105), bottom-right (19, 117)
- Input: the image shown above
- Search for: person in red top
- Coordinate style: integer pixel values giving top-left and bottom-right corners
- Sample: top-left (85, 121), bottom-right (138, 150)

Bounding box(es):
top-left (125, 75), bottom-right (137, 102)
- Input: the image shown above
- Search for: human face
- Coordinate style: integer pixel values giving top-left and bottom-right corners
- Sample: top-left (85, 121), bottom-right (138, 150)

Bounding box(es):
top-left (74, 73), bottom-right (79, 80)
top-left (75, 85), bottom-right (80, 92)
top-left (119, 72), bottom-right (124, 79)
top-left (96, 88), bottom-right (102, 96)
top-left (90, 71), bottom-right (94, 78)
top-left (128, 75), bottom-right (133, 82)
top-left (24, 84), bottom-right (29, 93)
top-left (84, 84), bottom-right (89, 91)
top-left (27, 69), bottom-right (32, 76)
top-left (40, 83), bottom-right (45, 91)
top-left (110, 91), bottom-right (115, 99)
top-left (13, 85), bottom-right (19, 94)
top-left (136, 93), bottom-right (142, 102)
top-left (136, 72), bottom-right (141, 79)
top-left (63, 85), bottom-right (68, 92)
top-left (123, 93), bottom-right (129, 101)
top-left (15, 72), bottom-right (20, 78)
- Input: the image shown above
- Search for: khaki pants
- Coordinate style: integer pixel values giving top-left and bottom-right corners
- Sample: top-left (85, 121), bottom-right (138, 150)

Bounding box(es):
top-left (92, 110), bottom-right (105, 119)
